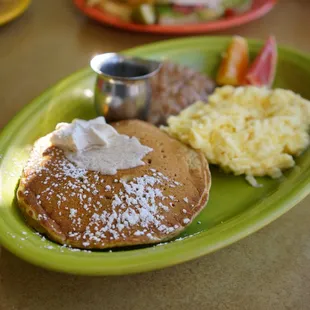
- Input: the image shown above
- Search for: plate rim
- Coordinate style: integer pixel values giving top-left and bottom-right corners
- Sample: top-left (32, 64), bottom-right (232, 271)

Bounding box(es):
top-left (0, 36), bottom-right (309, 275)
top-left (72, 0), bottom-right (277, 35)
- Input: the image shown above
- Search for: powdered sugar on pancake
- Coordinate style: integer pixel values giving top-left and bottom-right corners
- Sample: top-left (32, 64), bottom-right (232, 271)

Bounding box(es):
top-left (20, 145), bottom-right (192, 247)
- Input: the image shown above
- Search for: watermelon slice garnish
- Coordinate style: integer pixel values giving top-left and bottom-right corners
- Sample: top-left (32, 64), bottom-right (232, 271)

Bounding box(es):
top-left (244, 36), bottom-right (278, 87)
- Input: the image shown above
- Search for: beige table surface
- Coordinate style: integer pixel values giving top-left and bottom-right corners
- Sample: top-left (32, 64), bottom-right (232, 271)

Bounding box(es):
top-left (0, 1), bottom-right (310, 309)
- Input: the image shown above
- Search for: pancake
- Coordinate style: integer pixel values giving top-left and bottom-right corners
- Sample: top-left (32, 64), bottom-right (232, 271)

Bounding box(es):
top-left (17, 120), bottom-right (211, 249)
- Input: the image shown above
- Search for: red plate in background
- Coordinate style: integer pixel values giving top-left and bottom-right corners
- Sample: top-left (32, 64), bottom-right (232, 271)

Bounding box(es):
top-left (73, 0), bottom-right (277, 35)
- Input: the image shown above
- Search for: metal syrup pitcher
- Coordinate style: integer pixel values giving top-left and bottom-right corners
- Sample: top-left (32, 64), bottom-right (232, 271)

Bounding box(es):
top-left (90, 53), bottom-right (162, 122)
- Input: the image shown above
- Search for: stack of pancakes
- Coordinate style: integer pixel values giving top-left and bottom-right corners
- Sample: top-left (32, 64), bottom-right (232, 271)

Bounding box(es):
top-left (17, 120), bottom-right (211, 249)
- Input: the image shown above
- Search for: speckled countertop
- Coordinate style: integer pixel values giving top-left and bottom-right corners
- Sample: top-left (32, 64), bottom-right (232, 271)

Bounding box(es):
top-left (0, 1), bottom-right (309, 309)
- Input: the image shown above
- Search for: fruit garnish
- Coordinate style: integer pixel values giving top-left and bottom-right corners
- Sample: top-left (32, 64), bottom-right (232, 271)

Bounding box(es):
top-left (245, 36), bottom-right (277, 87)
top-left (216, 36), bottom-right (249, 86)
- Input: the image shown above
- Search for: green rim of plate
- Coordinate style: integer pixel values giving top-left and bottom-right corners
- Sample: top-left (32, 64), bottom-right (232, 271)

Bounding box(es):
top-left (0, 36), bottom-right (309, 275)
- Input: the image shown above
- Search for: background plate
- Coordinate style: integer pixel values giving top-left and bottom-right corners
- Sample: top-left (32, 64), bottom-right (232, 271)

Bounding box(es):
top-left (73, 0), bottom-right (277, 35)
top-left (0, 36), bottom-right (309, 275)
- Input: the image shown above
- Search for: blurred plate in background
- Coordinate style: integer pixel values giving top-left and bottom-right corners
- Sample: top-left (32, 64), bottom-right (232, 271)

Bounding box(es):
top-left (73, 0), bottom-right (277, 35)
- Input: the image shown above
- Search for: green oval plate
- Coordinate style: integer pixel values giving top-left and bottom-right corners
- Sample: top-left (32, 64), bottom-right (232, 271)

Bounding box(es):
top-left (0, 36), bottom-right (309, 275)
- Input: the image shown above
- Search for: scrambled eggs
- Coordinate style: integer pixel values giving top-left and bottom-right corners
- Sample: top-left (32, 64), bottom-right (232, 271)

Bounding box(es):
top-left (164, 86), bottom-right (310, 184)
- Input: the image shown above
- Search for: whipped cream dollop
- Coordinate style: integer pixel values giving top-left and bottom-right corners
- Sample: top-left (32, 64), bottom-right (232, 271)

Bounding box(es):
top-left (49, 117), bottom-right (153, 175)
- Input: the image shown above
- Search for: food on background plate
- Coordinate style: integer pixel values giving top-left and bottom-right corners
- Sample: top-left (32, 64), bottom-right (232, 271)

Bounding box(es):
top-left (87, 0), bottom-right (133, 21)
top-left (216, 35), bottom-right (278, 88)
top-left (164, 86), bottom-right (310, 187)
top-left (149, 61), bottom-right (216, 125)
top-left (87, 0), bottom-right (253, 25)
top-left (17, 118), bottom-right (211, 249)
